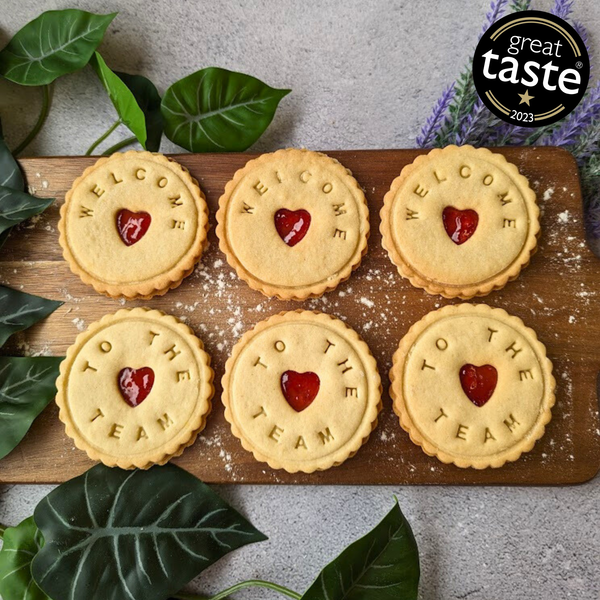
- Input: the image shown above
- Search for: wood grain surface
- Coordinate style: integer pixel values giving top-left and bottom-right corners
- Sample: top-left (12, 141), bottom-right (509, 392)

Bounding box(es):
top-left (0, 147), bottom-right (598, 485)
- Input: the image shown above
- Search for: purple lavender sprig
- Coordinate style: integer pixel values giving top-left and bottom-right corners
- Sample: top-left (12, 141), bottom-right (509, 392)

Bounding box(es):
top-left (573, 20), bottom-right (592, 71)
top-left (455, 97), bottom-right (501, 145)
top-left (586, 192), bottom-right (600, 246)
top-left (488, 122), bottom-right (520, 145)
top-left (573, 118), bottom-right (600, 162)
top-left (551, 0), bottom-right (575, 20)
top-left (541, 81), bottom-right (600, 148)
top-left (573, 20), bottom-right (589, 52)
top-left (480, 0), bottom-right (509, 39)
top-left (586, 194), bottom-right (600, 244)
top-left (416, 83), bottom-right (455, 148)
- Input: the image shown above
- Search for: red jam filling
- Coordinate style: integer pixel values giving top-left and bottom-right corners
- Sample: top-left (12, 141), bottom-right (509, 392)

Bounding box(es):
top-left (442, 206), bottom-right (479, 245)
top-left (118, 367), bottom-right (155, 407)
top-left (280, 370), bottom-right (320, 412)
top-left (274, 209), bottom-right (311, 247)
top-left (459, 364), bottom-right (497, 407)
top-left (117, 209), bottom-right (152, 246)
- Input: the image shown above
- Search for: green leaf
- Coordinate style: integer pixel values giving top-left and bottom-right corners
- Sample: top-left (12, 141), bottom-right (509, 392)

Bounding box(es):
top-left (0, 285), bottom-right (62, 348)
top-left (32, 464), bottom-right (267, 600)
top-left (117, 71), bottom-right (164, 152)
top-left (0, 138), bottom-right (24, 191)
top-left (0, 229), bottom-right (12, 251)
top-left (0, 186), bottom-right (54, 235)
top-left (90, 52), bottom-right (148, 149)
top-left (0, 517), bottom-right (49, 600)
top-left (0, 9), bottom-right (117, 86)
top-left (0, 357), bottom-right (63, 460)
top-left (301, 501), bottom-right (420, 600)
top-left (0, 140), bottom-right (25, 249)
top-left (161, 67), bottom-right (290, 152)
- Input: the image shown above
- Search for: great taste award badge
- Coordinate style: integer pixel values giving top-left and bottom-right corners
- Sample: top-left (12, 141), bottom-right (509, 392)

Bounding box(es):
top-left (473, 10), bottom-right (590, 127)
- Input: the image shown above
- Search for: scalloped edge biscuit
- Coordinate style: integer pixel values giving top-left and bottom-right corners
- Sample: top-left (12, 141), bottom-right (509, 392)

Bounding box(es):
top-left (380, 145), bottom-right (540, 299)
top-left (389, 303), bottom-right (556, 469)
top-left (222, 310), bottom-right (382, 473)
top-left (55, 307), bottom-right (215, 469)
top-left (216, 148), bottom-right (370, 300)
top-left (59, 151), bottom-right (209, 299)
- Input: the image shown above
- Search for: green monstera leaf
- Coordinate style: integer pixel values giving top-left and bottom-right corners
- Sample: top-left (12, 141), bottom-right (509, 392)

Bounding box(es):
top-left (302, 501), bottom-right (420, 600)
top-left (0, 286), bottom-right (62, 348)
top-left (90, 52), bottom-right (148, 149)
top-left (0, 517), bottom-right (49, 600)
top-left (0, 356), bottom-right (63, 460)
top-left (161, 67), bottom-right (290, 152)
top-left (32, 464), bottom-right (267, 600)
top-left (0, 9), bottom-right (116, 85)
top-left (0, 186), bottom-right (54, 236)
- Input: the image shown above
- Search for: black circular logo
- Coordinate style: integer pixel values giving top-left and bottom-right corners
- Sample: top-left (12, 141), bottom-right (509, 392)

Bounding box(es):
top-left (473, 10), bottom-right (590, 127)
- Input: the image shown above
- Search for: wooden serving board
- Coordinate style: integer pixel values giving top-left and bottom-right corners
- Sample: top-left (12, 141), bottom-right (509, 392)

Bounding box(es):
top-left (0, 148), bottom-right (598, 485)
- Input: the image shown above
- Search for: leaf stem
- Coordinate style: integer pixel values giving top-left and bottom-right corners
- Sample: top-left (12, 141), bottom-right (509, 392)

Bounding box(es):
top-left (85, 119), bottom-right (122, 156)
top-left (173, 580), bottom-right (302, 600)
top-left (101, 136), bottom-right (137, 156)
top-left (12, 85), bottom-right (52, 156)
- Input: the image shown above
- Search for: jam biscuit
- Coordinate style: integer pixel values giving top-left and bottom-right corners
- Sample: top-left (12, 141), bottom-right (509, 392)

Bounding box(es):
top-left (216, 149), bottom-right (369, 300)
top-left (390, 304), bottom-right (555, 469)
top-left (380, 145), bottom-right (539, 298)
top-left (59, 151), bottom-right (208, 299)
top-left (56, 308), bottom-right (214, 469)
top-left (222, 310), bottom-right (382, 472)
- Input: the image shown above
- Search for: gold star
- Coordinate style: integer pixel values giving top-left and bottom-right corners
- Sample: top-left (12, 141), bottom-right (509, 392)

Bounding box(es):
top-left (518, 89), bottom-right (535, 106)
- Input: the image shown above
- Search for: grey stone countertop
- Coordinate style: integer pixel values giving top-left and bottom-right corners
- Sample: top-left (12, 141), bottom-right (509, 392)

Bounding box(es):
top-left (1, 1), bottom-right (599, 598)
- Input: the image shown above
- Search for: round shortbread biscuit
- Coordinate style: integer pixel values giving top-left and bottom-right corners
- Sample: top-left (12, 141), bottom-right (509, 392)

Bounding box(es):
top-left (59, 151), bottom-right (208, 299)
top-left (390, 304), bottom-right (555, 469)
top-left (216, 148), bottom-right (369, 300)
top-left (380, 145), bottom-right (539, 298)
top-left (222, 311), bottom-right (382, 473)
top-left (56, 308), bottom-right (214, 469)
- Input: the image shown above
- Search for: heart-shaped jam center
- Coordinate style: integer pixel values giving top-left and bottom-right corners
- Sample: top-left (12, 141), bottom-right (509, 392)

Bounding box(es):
top-left (281, 370), bottom-right (320, 412)
top-left (442, 206), bottom-right (479, 245)
top-left (117, 209), bottom-right (152, 246)
top-left (274, 209), bottom-right (311, 247)
top-left (459, 364), bottom-right (497, 407)
top-left (118, 367), bottom-right (155, 407)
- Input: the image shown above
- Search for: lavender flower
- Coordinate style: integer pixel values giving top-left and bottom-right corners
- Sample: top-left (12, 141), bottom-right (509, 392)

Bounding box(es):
top-left (480, 0), bottom-right (509, 39)
top-left (573, 20), bottom-right (589, 50)
top-left (551, 0), bottom-right (575, 20)
top-left (487, 121), bottom-right (532, 146)
top-left (455, 97), bottom-right (500, 145)
top-left (573, 118), bottom-right (600, 162)
top-left (416, 83), bottom-right (455, 148)
top-left (542, 81), bottom-right (600, 147)
top-left (573, 20), bottom-right (592, 69)
top-left (586, 194), bottom-right (600, 240)
top-left (488, 122), bottom-right (517, 145)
